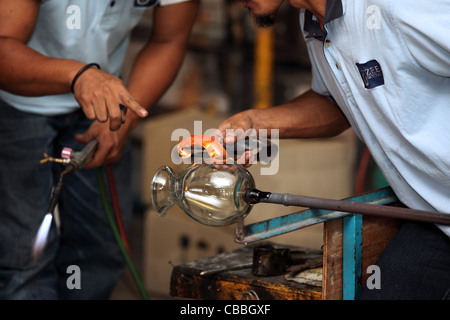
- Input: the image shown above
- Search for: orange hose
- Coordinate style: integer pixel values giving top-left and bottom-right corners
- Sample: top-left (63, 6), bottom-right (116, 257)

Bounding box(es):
top-left (106, 164), bottom-right (132, 257)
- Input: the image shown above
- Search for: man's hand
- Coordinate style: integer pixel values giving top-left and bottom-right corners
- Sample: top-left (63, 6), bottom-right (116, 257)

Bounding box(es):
top-left (219, 90), bottom-right (350, 140)
top-left (72, 67), bottom-right (148, 131)
top-left (216, 109), bottom-right (261, 167)
top-left (74, 120), bottom-right (129, 169)
top-left (0, 0), bottom-right (149, 132)
top-left (217, 109), bottom-right (258, 144)
top-left (216, 89), bottom-right (351, 166)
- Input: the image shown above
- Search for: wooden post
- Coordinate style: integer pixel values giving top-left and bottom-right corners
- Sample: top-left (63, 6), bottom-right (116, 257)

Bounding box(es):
top-left (322, 216), bottom-right (402, 300)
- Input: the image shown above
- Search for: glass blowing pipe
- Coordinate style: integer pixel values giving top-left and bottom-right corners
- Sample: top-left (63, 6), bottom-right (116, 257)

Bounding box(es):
top-left (243, 189), bottom-right (450, 226)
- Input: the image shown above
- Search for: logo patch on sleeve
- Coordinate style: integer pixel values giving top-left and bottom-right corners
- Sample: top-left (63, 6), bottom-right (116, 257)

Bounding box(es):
top-left (134, 0), bottom-right (158, 7)
top-left (356, 60), bottom-right (384, 89)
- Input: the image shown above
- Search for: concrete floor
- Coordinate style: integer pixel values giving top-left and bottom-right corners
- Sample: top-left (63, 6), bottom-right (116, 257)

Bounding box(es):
top-left (108, 211), bottom-right (160, 300)
top-left (108, 212), bottom-right (177, 300)
top-left (109, 212), bottom-right (143, 300)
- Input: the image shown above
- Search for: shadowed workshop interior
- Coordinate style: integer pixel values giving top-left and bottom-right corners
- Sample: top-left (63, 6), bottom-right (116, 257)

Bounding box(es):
top-left (3, 0), bottom-right (448, 303)
top-left (110, 0), bottom-right (389, 300)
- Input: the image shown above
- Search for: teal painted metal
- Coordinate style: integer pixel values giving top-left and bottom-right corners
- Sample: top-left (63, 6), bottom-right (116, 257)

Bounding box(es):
top-left (234, 187), bottom-right (398, 300)
top-left (343, 214), bottom-right (363, 300)
top-left (235, 187), bottom-right (398, 244)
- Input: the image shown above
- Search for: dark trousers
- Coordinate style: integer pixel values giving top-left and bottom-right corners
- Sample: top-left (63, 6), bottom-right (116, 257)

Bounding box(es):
top-left (360, 221), bottom-right (450, 300)
top-left (0, 100), bottom-right (132, 299)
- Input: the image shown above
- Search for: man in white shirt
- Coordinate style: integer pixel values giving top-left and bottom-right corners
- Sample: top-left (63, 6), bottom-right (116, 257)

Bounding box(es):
top-left (0, 0), bottom-right (198, 299)
top-left (219, 0), bottom-right (450, 299)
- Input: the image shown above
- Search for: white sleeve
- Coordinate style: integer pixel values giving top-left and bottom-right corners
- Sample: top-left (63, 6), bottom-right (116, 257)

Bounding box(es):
top-left (159, 0), bottom-right (191, 6)
top-left (394, 0), bottom-right (450, 77)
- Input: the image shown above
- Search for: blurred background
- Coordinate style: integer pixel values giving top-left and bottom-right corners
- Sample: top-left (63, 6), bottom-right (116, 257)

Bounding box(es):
top-left (110, 0), bottom-right (386, 299)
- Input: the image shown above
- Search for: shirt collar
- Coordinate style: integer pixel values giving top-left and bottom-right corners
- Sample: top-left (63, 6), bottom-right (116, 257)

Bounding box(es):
top-left (304, 0), bottom-right (343, 41)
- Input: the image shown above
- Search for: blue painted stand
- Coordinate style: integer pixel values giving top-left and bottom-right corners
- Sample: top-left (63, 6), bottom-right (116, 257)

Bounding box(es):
top-left (343, 214), bottom-right (363, 300)
top-left (235, 187), bottom-right (398, 300)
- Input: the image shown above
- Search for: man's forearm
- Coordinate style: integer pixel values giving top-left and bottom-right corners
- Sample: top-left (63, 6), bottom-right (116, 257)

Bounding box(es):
top-left (124, 0), bottom-right (199, 131)
top-left (0, 37), bottom-right (84, 96)
top-left (123, 39), bottom-right (189, 130)
top-left (0, 0), bottom-right (81, 96)
top-left (127, 42), bottom-right (186, 108)
top-left (250, 89), bottom-right (350, 139)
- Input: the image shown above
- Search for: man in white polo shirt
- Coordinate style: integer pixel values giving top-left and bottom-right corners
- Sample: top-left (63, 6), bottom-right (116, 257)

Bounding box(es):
top-left (219, 0), bottom-right (450, 299)
top-left (0, 0), bottom-right (198, 299)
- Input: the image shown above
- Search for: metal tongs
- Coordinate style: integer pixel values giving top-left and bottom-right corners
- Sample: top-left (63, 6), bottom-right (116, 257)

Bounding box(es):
top-left (176, 134), bottom-right (278, 164)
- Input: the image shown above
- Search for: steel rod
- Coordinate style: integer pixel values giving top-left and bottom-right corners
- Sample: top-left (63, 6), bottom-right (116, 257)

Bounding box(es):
top-left (244, 189), bottom-right (450, 225)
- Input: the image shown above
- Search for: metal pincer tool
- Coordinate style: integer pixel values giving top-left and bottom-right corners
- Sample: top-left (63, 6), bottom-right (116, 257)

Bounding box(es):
top-left (176, 134), bottom-right (278, 164)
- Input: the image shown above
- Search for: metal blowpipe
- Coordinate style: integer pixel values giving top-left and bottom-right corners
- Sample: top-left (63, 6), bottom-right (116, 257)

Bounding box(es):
top-left (243, 189), bottom-right (450, 226)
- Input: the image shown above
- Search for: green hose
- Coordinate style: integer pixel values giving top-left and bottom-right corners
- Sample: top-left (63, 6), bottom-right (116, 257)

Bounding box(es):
top-left (97, 167), bottom-right (149, 300)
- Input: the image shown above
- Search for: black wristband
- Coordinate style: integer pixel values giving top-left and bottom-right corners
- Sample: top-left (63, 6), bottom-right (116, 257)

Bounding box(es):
top-left (70, 63), bottom-right (101, 93)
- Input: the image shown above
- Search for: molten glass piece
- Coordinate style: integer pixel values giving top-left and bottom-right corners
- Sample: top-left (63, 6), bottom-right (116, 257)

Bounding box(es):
top-left (150, 163), bottom-right (255, 226)
top-left (177, 135), bottom-right (227, 162)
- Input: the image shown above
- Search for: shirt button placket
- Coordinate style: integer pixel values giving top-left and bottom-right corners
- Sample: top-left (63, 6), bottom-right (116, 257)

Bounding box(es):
top-left (323, 34), bottom-right (347, 93)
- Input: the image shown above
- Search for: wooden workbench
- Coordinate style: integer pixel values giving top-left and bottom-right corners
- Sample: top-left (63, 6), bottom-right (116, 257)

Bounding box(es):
top-left (170, 216), bottom-right (401, 300)
top-left (170, 244), bottom-right (323, 300)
